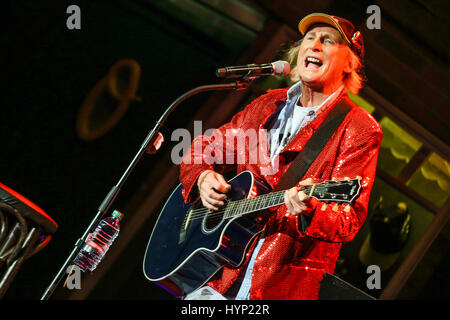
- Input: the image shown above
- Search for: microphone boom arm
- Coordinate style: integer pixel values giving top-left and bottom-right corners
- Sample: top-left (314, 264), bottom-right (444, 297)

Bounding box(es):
top-left (40, 79), bottom-right (250, 300)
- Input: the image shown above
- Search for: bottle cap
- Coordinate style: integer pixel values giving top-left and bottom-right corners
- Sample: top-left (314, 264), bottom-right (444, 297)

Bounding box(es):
top-left (112, 210), bottom-right (124, 221)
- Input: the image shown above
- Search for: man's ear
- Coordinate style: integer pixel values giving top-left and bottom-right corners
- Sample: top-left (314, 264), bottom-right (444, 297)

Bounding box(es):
top-left (343, 49), bottom-right (353, 74)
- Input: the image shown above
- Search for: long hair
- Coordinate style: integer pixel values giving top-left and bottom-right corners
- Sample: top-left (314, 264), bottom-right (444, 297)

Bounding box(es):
top-left (285, 39), bottom-right (365, 94)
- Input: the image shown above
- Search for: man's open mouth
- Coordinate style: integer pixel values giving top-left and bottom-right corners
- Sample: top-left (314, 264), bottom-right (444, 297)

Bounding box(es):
top-left (305, 56), bottom-right (323, 68)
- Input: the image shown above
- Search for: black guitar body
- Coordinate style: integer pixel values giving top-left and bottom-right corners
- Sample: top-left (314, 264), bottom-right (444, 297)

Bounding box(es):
top-left (143, 170), bottom-right (361, 298)
top-left (143, 171), bottom-right (270, 297)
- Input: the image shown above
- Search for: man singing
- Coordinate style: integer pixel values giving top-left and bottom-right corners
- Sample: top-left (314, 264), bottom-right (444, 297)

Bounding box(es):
top-left (180, 13), bottom-right (382, 300)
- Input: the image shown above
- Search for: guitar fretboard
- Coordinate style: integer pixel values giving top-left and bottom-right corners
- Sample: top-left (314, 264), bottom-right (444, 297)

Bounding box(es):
top-left (181, 178), bottom-right (360, 244)
top-left (223, 190), bottom-right (286, 218)
top-left (222, 184), bottom-right (318, 218)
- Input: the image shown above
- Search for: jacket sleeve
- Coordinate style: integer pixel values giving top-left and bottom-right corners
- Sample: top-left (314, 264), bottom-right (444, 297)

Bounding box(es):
top-left (179, 101), bottom-right (254, 203)
top-left (302, 113), bottom-right (383, 243)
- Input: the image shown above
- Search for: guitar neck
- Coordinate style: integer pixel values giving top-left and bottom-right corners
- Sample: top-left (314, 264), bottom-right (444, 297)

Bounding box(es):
top-left (223, 179), bottom-right (360, 219)
top-left (223, 186), bottom-right (311, 219)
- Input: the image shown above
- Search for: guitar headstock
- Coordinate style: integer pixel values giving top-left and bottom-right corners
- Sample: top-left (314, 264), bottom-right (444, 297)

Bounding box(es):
top-left (305, 178), bottom-right (361, 203)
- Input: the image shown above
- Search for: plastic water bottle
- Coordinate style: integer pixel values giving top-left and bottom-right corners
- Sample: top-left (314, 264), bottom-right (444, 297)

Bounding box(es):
top-left (74, 210), bottom-right (124, 272)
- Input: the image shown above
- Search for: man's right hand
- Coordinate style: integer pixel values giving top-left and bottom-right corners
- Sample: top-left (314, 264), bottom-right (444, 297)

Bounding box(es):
top-left (197, 170), bottom-right (231, 211)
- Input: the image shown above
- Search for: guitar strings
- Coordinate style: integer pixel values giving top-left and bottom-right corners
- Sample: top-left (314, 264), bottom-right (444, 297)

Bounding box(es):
top-left (184, 193), bottom-right (284, 222)
top-left (185, 190), bottom-right (287, 221)
top-left (183, 179), bottom-right (355, 223)
top-left (184, 186), bottom-right (314, 222)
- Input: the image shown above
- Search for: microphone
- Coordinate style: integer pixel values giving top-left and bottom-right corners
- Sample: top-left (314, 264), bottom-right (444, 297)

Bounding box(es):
top-left (216, 60), bottom-right (290, 79)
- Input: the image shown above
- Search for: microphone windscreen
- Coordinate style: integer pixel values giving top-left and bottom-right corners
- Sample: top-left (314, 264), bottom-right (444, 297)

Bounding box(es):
top-left (272, 60), bottom-right (290, 76)
top-left (216, 68), bottom-right (226, 78)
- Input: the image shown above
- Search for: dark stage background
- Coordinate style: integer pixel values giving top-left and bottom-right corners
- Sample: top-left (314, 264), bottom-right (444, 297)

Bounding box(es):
top-left (1, 0), bottom-right (449, 300)
top-left (2, 0), bottom-right (239, 300)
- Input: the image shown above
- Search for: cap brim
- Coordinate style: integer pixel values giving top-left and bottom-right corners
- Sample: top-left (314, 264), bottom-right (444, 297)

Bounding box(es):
top-left (298, 13), bottom-right (351, 45)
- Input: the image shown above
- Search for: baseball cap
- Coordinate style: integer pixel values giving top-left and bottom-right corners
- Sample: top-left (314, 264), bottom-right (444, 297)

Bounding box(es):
top-left (298, 13), bottom-right (364, 59)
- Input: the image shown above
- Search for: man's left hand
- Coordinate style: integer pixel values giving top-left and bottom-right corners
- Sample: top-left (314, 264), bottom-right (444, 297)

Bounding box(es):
top-left (284, 178), bottom-right (314, 216)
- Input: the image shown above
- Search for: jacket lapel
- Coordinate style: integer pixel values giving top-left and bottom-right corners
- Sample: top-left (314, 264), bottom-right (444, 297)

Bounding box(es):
top-left (279, 90), bottom-right (349, 154)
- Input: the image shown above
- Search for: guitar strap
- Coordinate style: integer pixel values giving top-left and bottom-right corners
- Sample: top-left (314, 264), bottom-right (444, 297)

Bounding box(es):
top-left (272, 96), bottom-right (352, 232)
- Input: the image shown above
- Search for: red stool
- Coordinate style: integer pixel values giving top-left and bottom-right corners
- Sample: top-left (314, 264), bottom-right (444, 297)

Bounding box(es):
top-left (0, 182), bottom-right (58, 298)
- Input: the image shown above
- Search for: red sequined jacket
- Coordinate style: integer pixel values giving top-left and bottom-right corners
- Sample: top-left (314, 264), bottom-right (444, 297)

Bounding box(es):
top-left (179, 87), bottom-right (382, 300)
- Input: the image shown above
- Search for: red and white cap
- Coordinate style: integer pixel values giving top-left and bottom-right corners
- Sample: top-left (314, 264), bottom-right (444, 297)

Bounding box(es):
top-left (298, 13), bottom-right (365, 59)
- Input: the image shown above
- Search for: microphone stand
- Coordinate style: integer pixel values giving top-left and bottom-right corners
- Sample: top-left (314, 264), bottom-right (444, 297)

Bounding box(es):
top-left (40, 80), bottom-right (250, 300)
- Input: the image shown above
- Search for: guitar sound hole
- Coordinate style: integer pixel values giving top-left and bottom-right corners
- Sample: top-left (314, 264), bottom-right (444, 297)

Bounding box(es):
top-left (203, 209), bottom-right (225, 232)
